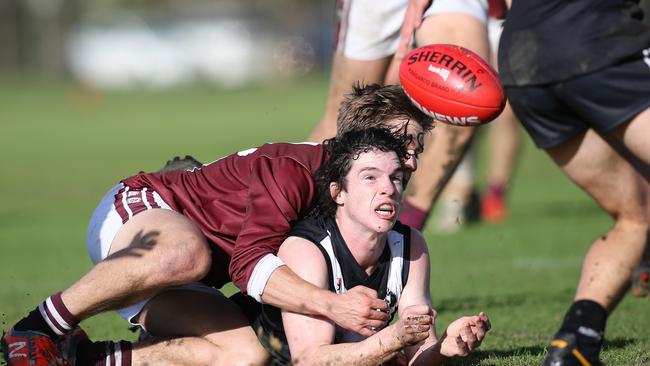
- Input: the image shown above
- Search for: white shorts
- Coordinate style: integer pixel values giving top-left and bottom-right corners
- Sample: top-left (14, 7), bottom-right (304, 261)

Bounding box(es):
top-left (488, 17), bottom-right (505, 54)
top-left (336, 0), bottom-right (489, 60)
top-left (86, 183), bottom-right (222, 328)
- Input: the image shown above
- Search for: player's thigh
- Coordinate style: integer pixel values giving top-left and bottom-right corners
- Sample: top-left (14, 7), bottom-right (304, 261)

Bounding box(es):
top-left (547, 129), bottom-right (650, 221)
top-left (109, 208), bottom-right (211, 280)
top-left (328, 53), bottom-right (392, 103)
top-left (561, 50), bottom-right (650, 167)
top-left (611, 106), bottom-right (650, 167)
top-left (139, 288), bottom-right (268, 359)
top-left (416, 8), bottom-right (489, 59)
top-left (406, 123), bottom-right (477, 204)
top-left (315, 53), bottom-right (392, 139)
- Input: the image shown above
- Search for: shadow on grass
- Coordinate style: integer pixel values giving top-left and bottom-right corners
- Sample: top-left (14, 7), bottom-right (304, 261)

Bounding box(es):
top-left (447, 337), bottom-right (637, 365)
top-left (436, 293), bottom-right (529, 312)
top-left (603, 336), bottom-right (637, 351)
top-left (449, 345), bottom-right (545, 365)
top-left (435, 288), bottom-right (576, 312)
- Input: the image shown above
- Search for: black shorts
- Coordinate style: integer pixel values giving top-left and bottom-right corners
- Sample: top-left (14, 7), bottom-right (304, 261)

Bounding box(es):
top-left (230, 293), bottom-right (292, 366)
top-left (505, 49), bottom-right (650, 149)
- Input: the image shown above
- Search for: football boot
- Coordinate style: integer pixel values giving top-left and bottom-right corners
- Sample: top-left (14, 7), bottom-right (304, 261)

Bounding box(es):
top-left (1, 327), bottom-right (70, 366)
top-left (542, 331), bottom-right (602, 366)
top-left (631, 262), bottom-right (650, 298)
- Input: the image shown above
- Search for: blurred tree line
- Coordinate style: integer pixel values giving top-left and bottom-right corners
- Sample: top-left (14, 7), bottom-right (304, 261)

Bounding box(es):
top-left (2, 0), bottom-right (650, 77)
top-left (0, 0), bottom-right (330, 77)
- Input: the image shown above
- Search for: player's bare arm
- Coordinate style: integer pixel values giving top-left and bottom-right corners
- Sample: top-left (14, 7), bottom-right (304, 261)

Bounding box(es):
top-left (262, 266), bottom-right (390, 337)
top-left (395, 0), bottom-right (433, 63)
top-left (278, 237), bottom-right (426, 365)
top-left (400, 230), bottom-right (490, 365)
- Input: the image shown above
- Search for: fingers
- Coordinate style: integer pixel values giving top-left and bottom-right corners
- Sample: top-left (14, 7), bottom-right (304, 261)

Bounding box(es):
top-left (395, 323), bottom-right (430, 346)
top-left (396, 0), bottom-right (430, 59)
top-left (393, 305), bottom-right (434, 346)
top-left (348, 285), bottom-right (379, 297)
top-left (468, 312), bottom-right (491, 342)
top-left (349, 286), bottom-right (388, 311)
top-left (366, 318), bottom-right (388, 330)
top-left (459, 324), bottom-right (479, 352)
top-left (479, 312), bottom-right (492, 332)
top-left (357, 327), bottom-right (375, 337)
top-left (346, 286), bottom-right (390, 321)
top-left (369, 298), bottom-right (389, 313)
top-left (402, 304), bottom-right (432, 317)
top-left (454, 332), bottom-right (470, 356)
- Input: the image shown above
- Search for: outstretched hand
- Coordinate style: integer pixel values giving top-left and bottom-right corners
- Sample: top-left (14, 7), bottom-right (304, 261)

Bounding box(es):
top-left (440, 312), bottom-right (491, 357)
top-left (329, 286), bottom-right (391, 337)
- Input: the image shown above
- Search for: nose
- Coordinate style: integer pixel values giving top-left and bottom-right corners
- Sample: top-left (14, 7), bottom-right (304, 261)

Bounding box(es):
top-left (381, 175), bottom-right (405, 200)
top-left (380, 176), bottom-right (396, 196)
top-left (405, 151), bottom-right (417, 171)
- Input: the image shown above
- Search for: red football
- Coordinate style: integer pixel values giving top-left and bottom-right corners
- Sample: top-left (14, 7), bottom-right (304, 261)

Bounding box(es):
top-left (399, 44), bottom-right (505, 126)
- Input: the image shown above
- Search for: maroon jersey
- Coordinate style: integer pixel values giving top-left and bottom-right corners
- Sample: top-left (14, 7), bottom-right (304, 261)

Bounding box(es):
top-left (122, 142), bottom-right (328, 292)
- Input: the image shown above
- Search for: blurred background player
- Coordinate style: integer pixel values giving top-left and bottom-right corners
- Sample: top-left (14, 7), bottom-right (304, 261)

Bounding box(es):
top-left (307, 0), bottom-right (492, 232)
top-left (434, 2), bottom-right (521, 231)
top-left (499, 0), bottom-right (650, 364)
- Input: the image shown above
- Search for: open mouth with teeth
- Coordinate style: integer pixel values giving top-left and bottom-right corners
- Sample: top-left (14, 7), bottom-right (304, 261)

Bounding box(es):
top-left (375, 203), bottom-right (398, 219)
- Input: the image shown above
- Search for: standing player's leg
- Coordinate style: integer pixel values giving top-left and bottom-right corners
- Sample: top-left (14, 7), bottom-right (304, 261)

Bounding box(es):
top-left (308, 0), bottom-right (401, 142)
top-left (481, 16), bottom-right (521, 223)
top-left (308, 54), bottom-right (392, 142)
top-left (433, 152), bottom-right (478, 232)
top-left (399, 8), bottom-right (490, 230)
top-left (611, 106), bottom-right (650, 298)
top-left (481, 101), bottom-right (520, 223)
top-left (542, 129), bottom-right (650, 365)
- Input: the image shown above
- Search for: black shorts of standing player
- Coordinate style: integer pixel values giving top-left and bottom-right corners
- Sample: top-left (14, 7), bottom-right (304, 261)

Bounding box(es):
top-left (506, 50), bottom-right (650, 149)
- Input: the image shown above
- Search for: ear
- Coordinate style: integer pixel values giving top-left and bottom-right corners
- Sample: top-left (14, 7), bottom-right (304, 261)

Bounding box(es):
top-left (329, 182), bottom-right (344, 205)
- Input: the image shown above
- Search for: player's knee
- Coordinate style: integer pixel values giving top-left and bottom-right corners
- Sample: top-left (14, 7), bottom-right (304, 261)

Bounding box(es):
top-left (156, 233), bottom-right (211, 284)
top-left (615, 215), bottom-right (650, 229)
top-left (226, 346), bottom-right (270, 366)
top-left (457, 124), bottom-right (479, 142)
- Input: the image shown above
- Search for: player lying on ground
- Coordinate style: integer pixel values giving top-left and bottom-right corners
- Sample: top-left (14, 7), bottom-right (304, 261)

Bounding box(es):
top-left (1, 84), bottom-right (433, 366)
top-left (239, 128), bottom-right (490, 365)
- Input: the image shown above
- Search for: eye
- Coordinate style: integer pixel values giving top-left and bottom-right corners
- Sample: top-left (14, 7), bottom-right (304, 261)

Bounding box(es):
top-left (364, 175), bottom-right (376, 181)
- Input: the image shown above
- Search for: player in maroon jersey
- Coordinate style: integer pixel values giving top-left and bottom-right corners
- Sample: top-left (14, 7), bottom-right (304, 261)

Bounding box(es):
top-left (2, 84), bottom-right (433, 366)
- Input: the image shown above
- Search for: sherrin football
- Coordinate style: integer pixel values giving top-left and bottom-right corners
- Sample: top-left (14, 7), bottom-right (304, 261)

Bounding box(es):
top-left (399, 44), bottom-right (505, 126)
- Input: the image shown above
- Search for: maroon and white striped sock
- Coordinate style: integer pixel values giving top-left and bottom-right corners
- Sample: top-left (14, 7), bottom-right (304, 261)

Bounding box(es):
top-left (37, 292), bottom-right (78, 336)
top-left (15, 292), bottom-right (78, 338)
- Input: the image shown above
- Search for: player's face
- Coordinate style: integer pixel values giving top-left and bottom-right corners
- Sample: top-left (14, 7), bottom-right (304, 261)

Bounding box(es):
top-left (385, 119), bottom-right (424, 173)
top-left (334, 149), bottom-right (405, 234)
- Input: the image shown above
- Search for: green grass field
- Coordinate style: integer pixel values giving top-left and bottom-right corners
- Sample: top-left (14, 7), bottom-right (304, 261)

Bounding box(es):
top-left (1, 76), bottom-right (648, 365)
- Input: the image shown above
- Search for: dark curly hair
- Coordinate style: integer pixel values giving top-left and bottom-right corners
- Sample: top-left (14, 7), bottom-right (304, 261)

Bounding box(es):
top-left (315, 128), bottom-right (409, 218)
